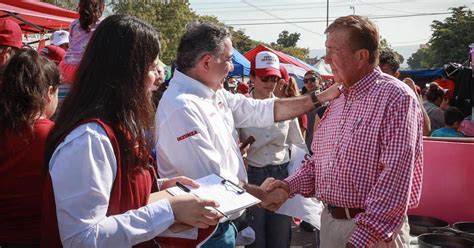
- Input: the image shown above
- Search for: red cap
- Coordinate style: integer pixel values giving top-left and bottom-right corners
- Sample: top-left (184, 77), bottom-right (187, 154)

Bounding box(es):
top-left (279, 65), bottom-right (289, 82)
top-left (40, 45), bottom-right (65, 65)
top-left (252, 51), bottom-right (281, 78)
top-left (0, 19), bottom-right (22, 49)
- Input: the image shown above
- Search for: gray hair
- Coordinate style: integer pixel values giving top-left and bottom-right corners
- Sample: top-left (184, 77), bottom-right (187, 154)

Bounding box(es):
top-left (176, 21), bottom-right (231, 73)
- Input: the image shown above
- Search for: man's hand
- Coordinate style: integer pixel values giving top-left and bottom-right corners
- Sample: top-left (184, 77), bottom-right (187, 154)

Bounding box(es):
top-left (258, 178), bottom-right (290, 211)
top-left (317, 82), bottom-right (341, 103)
top-left (402, 77), bottom-right (417, 95)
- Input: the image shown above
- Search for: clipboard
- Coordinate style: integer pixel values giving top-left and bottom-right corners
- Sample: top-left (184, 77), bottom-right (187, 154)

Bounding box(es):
top-left (166, 174), bottom-right (261, 217)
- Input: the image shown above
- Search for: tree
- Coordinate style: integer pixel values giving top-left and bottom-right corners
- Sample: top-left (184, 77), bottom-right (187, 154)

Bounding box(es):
top-left (42, 0), bottom-right (76, 10)
top-left (408, 6), bottom-right (474, 68)
top-left (276, 30), bottom-right (300, 48)
top-left (427, 6), bottom-right (474, 67)
top-left (380, 38), bottom-right (404, 64)
top-left (407, 47), bottom-right (432, 69)
top-left (113, 1), bottom-right (197, 64)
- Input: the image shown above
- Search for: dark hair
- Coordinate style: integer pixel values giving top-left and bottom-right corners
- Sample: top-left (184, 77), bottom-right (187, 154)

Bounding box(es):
top-left (325, 15), bottom-right (379, 66)
top-left (0, 48), bottom-right (59, 136)
top-left (46, 15), bottom-right (161, 172)
top-left (78, 0), bottom-right (105, 32)
top-left (444, 107), bottom-right (465, 126)
top-left (379, 48), bottom-right (400, 73)
top-left (176, 21), bottom-right (230, 73)
top-left (426, 82), bottom-right (445, 103)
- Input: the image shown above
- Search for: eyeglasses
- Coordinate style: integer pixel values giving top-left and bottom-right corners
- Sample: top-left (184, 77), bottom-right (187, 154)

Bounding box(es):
top-left (303, 76), bottom-right (321, 84)
top-left (261, 76), bottom-right (280, 83)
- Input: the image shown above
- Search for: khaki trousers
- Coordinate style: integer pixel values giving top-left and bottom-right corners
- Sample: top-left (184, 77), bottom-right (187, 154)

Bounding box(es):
top-left (320, 207), bottom-right (410, 248)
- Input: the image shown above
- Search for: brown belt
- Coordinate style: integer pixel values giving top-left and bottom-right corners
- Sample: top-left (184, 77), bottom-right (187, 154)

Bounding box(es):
top-left (326, 204), bottom-right (365, 220)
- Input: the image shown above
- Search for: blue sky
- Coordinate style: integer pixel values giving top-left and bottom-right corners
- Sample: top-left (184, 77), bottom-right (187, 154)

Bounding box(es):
top-left (188, 0), bottom-right (474, 50)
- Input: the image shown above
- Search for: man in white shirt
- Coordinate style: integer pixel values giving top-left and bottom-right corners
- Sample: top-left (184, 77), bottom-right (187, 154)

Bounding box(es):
top-left (155, 21), bottom-right (340, 248)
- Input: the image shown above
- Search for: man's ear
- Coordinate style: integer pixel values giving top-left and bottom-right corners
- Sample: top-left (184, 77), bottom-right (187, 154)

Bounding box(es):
top-left (395, 71), bottom-right (401, 79)
top-left (357, 49), bottom-right (370, 65)
top-left (199, 53), bottom-right (213, 72)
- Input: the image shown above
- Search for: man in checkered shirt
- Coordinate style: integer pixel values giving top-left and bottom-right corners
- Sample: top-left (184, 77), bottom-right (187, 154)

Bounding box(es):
top-left (266, 15), bottom-right (423, 248)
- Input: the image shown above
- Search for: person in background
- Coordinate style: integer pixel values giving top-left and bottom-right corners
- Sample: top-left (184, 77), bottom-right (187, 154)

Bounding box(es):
top-left (240, 56), bottom-right (306, 248)
top-left (51, 30), bottom-right (70, 50)
top-left (40, 45), bottom-right (65, 66)
top-left (59, 0), bottom-right (105, 84)
top-left (302, 70), bottom-right (323, 152)
top-left (424, 82), bottom-right (449, 131)
top-left (460, 115), bottom-right (474, 136)
top-left (266, 15), bottom-right (423, 247)
top-left (41, 15), bottom-right (220, 248)
top-left (0, 19), bottom-right (22, 72)
top-left (431, 107), bottom-right (465, 137)
top-left (379, 49), bottom-right (432, 135)
top-left (0, 48), bottom-right (60, 248)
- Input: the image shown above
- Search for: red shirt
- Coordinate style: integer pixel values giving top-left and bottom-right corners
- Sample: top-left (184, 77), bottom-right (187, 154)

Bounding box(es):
top-left (285, 70), bottom-right (423, 247)
top-left (0, 119), bottom-right (54, 244)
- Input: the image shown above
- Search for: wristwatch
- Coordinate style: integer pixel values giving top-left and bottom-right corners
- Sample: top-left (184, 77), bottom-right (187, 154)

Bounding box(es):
top-left (311, 91), bottom-right (322, 108)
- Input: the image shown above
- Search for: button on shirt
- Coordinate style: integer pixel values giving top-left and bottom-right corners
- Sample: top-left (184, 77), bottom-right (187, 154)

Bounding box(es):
top-left (239, 93), bottom-right (305, 167)
top-left (285, 70), bottom-right (423, 247)
top-left (155, 70), bottom-right (274, 185)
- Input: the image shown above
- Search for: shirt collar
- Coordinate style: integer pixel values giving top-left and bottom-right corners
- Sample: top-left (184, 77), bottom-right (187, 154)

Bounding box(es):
top-left (171, 69), bottom-right (216, 99)
top-left (341, 69), bottom-right (380, 101)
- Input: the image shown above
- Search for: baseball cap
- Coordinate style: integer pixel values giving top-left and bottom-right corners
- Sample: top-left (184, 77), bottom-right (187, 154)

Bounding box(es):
top-left (51, 30), bottom-right (69, 46)
top-left (0, 19), bottom-right (22, 49)
top-left (253, 51), bottom-right (281, 78)
top-left (40, 45), bottom-right (65, 65)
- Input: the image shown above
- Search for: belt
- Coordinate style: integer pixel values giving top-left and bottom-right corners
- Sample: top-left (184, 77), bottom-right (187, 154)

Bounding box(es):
top-left (326, 204), bottom-right (364, 220)
top-left (248, 162), bottom-right (289, 172)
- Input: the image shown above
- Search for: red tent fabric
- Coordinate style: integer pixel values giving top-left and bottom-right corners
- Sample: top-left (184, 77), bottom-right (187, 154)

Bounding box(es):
top-left (0, 0), bottom-right (78, 33)
top-left (244, 44), bottom-right (314, 71)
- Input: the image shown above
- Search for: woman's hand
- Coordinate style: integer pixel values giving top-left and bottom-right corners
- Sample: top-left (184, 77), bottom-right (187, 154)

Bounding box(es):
top-left (161, 176), bottom-right (199, 190)
top-left (168, 195), bottom-right (222, 229)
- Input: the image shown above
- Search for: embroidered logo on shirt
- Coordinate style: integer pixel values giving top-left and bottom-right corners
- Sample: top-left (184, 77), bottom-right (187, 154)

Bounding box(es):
top-left (177, 130), bottom-right (198, 142)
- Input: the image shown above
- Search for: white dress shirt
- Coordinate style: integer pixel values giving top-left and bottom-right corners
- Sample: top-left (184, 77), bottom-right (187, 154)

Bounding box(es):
top-left (49, 123), bottom-right (175, 248)
top-left (239, 94), bottom-right (305, 167)
top-left (155, 70), bottom-right (275, 185)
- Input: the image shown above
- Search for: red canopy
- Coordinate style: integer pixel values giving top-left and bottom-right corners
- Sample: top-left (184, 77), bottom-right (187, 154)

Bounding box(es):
top-left (244, 44), bottom-right (314, 71)
top-left (0, 0), bottom-right (78, 33)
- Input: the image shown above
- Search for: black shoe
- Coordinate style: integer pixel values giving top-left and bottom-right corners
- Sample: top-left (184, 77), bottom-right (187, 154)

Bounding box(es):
top-left (299, 220), bottom-right (316, 232)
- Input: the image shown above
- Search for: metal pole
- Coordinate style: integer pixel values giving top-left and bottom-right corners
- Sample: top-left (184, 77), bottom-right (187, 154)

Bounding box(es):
top-left (326, 0), bottom-right (329, 27)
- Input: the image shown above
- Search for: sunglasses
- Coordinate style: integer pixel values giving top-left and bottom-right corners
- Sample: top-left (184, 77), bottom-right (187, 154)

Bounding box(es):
top-left (303, 76), bottom-right (321, 84)
top-left (261, 76), bottom-right (280, 83)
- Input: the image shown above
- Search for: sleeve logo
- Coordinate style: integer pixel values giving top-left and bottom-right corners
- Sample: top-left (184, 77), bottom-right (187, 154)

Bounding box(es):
top-left (177, 130), bottom-right (198, 142)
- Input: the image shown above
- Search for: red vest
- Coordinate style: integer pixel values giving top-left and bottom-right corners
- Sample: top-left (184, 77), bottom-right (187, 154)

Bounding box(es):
top-left (40, 119), bottom-right (157, 248)
top-left (0, 119), bottom-right (54, 245)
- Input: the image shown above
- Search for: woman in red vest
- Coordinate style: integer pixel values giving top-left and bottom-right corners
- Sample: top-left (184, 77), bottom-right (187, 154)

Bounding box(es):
top-left (42, 15), bottom-right (220, 248)
top-left (0, 49), bottom-right (60, 247)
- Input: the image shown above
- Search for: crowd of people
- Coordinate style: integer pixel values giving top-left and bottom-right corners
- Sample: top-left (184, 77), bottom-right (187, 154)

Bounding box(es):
top-left (0, 1), bottom-right (472, 248)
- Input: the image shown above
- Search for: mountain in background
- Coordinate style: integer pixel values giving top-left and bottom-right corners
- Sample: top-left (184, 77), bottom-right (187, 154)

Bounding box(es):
top-left (309, 44), bottom-right (420, 69)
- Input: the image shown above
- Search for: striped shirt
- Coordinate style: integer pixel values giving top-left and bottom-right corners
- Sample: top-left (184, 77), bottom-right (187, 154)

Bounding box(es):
top-left (285, 69), bottom-right (423, 247)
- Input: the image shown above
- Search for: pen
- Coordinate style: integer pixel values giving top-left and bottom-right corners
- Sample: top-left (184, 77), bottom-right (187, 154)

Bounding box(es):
top-left (175, 182), bottom-right (228, 218)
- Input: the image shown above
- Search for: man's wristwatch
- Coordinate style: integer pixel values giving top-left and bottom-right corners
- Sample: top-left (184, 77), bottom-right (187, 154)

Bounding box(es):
top-left (311, 91), bottom-right (322, 108)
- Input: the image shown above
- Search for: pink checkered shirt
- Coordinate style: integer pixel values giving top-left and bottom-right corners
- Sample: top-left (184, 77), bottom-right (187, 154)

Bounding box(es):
top-left (285, 69), bottom-right (423, 247)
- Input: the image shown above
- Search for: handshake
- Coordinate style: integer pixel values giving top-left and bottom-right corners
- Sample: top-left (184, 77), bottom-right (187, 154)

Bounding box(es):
top-left (255, 177), bottom-right (291, 212)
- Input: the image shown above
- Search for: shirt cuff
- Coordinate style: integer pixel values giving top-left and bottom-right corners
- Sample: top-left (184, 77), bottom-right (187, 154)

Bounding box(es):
top-left (146, 199), bottom-right (175, 232)
top-left (283, 175), bottom-right (300, 197)
top-left (349, 227), bottom-right (379, 248)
